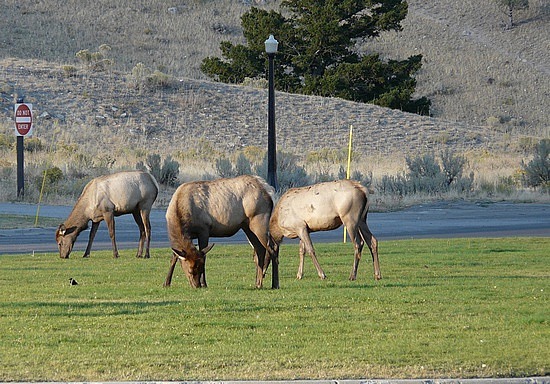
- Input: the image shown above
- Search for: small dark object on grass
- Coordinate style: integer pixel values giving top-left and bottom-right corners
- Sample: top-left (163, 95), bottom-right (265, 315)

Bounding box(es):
top-left (69, 278), bottom-right (78, 286)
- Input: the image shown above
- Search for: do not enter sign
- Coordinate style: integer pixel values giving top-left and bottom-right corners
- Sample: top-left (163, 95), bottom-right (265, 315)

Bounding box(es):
top-left (15, 103), bottom-right (33, 136)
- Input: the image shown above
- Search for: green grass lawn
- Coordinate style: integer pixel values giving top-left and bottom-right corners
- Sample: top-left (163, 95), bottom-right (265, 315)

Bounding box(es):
top-left (0, 213), bottom-right (60, 229)
top-left (0, 238), bottom-right (548, 381)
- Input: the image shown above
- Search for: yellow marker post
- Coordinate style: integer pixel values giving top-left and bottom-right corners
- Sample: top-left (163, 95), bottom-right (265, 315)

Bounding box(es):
top-left (344, 124), bottom-right (353, 243)
top-left (35, 169), bottom-right (48, 227)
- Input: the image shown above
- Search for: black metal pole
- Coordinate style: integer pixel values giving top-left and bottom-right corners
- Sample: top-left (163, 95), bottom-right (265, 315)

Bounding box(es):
top-left (267, 52), bottom-right (278, 190)
top-left (16, 135), bottom-right (24, 198)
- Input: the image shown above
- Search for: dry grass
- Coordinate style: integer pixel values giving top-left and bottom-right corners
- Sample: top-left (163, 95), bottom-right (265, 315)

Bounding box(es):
top-left (366, 0), bottom-right (550, 137)
top-left (0, 0), bottom-right (548, 204)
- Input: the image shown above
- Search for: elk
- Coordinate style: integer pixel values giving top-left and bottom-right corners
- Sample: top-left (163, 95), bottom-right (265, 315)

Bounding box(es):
top-left (268, 179), bottom-right (381, 281)
top-left (56, 170), bottom-right (159, 259)
top-left (164, 175), bottom-right (278, 289)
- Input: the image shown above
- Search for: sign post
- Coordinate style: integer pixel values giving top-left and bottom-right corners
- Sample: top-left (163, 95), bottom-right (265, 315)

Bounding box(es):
top-left (343, 125), bottom-right (353, 243)
top-left (14, 102), bottom-right (33, 198)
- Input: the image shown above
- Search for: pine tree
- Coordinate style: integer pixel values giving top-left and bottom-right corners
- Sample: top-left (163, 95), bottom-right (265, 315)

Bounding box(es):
top-left (201, 0), bottom-right (430, 115)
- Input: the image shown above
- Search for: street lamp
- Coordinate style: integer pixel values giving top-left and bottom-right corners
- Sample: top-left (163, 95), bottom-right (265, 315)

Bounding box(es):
top-left (265, 34), bottom-right (278, 190)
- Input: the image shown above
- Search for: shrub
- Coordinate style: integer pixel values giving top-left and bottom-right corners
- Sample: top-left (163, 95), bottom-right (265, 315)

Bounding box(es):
top-left (379, 173), bottom-right (410, 196)
top-left (215, 157), bottom-right (235, 178)
top-left (147, 70), bottom-right (173, 89)
top-left (24, 137), bottom-right (44, 152)
top-left (0, 133), bottom-right (14, 151)
top-left (406, 153), bottom-right (446, 194)
top-left (242, 77), bottom-right (268, 89)
top-left (255, 151), bottom-right (310, 192)
top-left (45, 166), bottom-right (64, 185)
top-left (131, 63), bottom-right (173, 91)
top-left (141, 154), bottom-right (180, 186)
top-left (522, 139), bottom-right (550, 190)
top-left (336, 167), bottom-right (373, 188)
top-left (440, 150), bottom-right (467, 186)
top-left (234, 153), bottom-right (252, 176)
top-left (131, 63), bottom-right (151, 89)
top-left (34, 166), bottom-right (64, 194)
top-left (241, 146), bottom-right (264, 165)
top-left (75, 45), bottom-right (113, 71)
top-left (62, 65), bottom-right (78, 77)
top-left (377, 151), bottom-right (472, 196)
top-left (146, 154), bottom-right (162, 182)
top-left (160, 156), bottom-right (180, 187)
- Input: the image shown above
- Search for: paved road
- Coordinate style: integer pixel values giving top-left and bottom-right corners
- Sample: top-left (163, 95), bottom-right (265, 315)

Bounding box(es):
top-left (0, 201), bottom-right (549, 255)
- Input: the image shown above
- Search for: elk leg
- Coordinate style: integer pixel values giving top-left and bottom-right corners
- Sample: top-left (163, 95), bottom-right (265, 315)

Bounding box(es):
top-left (242, 227), bottom-right (265, 289)
top-left (197, 236), bottom-right (209, 288)
top-left (199, 255), bottom-right (207, 288)
top-left (270, 250), bottom-right (279, 289)
top-left (298, 230), bottom-right (326, 280)
top-left (163, 252), bottom-right (179, 287)
top-left (297, 240), bottom-right (306, 279)
top-left (132, 211), bottom-right (146, 258)
top-left (83, 221), bottom-right (100, 258)
top-left (245, 217), bottom-right (272, 287)
top-left (359, 222), bottom-right (381, 280)
top-left (347, 225), bottom-right (363, 281)
top-left (263, 236), bottom-right (280, 289)
top-left (143, 211), bottom-right (152, 259)
top-left (103, 212), bottom-right (119, 258)
top-left (268, 237), bottom-right (280, 289)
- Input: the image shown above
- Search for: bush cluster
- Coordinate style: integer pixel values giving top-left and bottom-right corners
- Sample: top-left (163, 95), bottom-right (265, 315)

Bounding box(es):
top-left (214, 150), bottom-right (373, 193)
top-left (75, 45), bottom-right (113, 71)
top-left (215, 151), bottom-right (310, 191)
top-left (378, 151), bottom-right (473, 196)
top-left (522, 139), bottom-right (550, 192)
top-left (130, 63), bottom-right (174, 91)
top-left (136, 154), bottom-right (180, 187)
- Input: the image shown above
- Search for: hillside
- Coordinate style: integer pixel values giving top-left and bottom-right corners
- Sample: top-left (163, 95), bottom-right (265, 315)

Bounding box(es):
top-left (0, 56), bottom-right (508, 157)
top-left (1, 0), bottom-right (548, 139)
top-left (367, 0), bottom-right (550, 137)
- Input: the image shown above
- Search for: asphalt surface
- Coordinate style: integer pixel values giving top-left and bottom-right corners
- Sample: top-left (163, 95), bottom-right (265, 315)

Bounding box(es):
top-left (0, 201), bottom-right (549, 255)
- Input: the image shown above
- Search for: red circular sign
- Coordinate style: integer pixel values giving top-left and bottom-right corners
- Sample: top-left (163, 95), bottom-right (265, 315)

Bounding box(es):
top-left (15, 104), bottom-right (33, 136)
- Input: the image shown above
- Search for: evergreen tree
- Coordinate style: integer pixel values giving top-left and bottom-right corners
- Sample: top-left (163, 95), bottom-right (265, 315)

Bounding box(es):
top-left (201, 0), bottom-right (430, 115)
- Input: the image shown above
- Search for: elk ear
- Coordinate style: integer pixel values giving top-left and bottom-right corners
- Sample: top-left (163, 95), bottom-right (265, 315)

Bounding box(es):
top-left (57, 224), bottom-right (67, 236)
top-left (172, 248), bottom-right (187, 261)
top-left (200, 243), bottom-right (214, 255)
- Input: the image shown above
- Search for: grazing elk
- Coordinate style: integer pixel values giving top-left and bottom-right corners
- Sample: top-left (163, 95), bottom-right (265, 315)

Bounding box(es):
top-left (164, 175), bottom-right (278, 289)
top-left (56, 170), bottom-right (159, 259)
top-left (268, 179), bottom-right (381, 281)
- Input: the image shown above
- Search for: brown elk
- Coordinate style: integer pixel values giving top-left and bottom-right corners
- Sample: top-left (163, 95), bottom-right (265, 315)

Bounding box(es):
top-left (164, 175), bottom-right (278, 289)
top-left (56, 170), bottom-right (159, 259)
top-left (268, 179), bottom-right (381, 281)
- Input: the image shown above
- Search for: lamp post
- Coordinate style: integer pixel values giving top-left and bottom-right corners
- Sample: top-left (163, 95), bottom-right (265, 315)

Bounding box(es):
top-left (265, 34), bottom-right (278, 190)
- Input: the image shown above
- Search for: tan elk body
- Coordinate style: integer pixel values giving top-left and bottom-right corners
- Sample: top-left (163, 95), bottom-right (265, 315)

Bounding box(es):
top-left (269, 179), bottom-right (381, 281)
top-left (164, 175), bottom-right (278, 289)
top-left (56, 170), bottom-right (159, 259)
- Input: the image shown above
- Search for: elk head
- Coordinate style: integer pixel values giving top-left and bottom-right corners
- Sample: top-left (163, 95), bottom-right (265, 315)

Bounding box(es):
top-left (56, 224), bottom-right (78, 259)
top-left (171, 243), bottom-right (214, 288)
